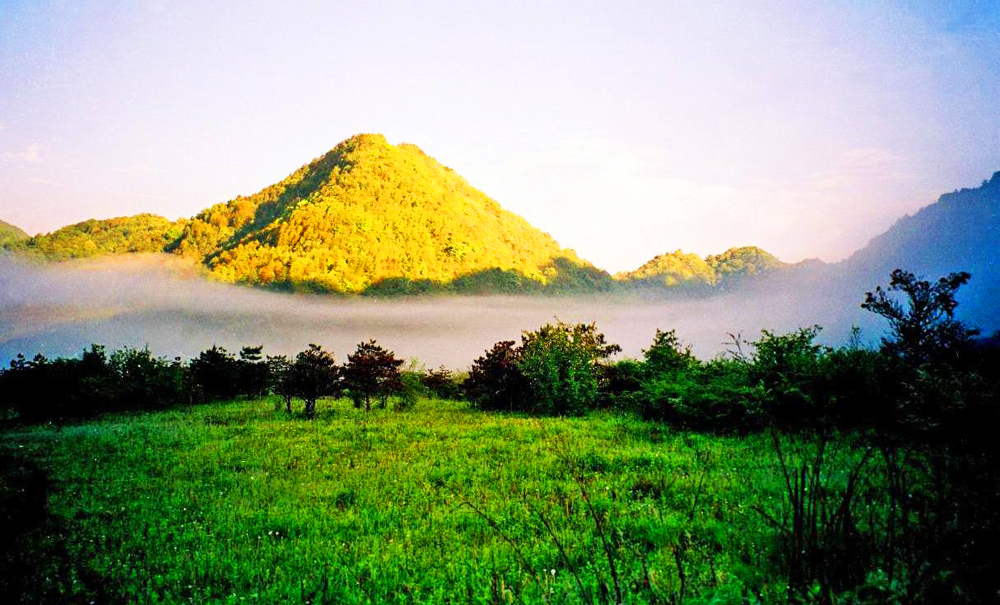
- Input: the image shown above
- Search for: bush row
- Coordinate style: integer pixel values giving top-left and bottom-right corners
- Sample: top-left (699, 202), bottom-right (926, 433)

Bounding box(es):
top-left (0, 340), bottom-right (467, 423)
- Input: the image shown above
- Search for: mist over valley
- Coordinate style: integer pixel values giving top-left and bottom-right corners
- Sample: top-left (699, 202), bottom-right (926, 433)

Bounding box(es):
top-left (0, 254), bottom-right (871, 368)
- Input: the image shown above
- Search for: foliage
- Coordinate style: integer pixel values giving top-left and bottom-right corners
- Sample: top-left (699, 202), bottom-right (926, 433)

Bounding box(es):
top-left (341, 339), bottom-right (404, 411)
top-left (237, 346), bottom-right (270, 398)
top-left (642, 328), bottom-right (697, 376)
top-left (0, 218), bottom-right (29, 247)
top-left (862, 269), bottom-right (979, 366)
top-left (188, 346), bottom-right (241, 401)
top-left (462, 340), bottom-right (528, 412)
top-left (288, 344), bottom-right (338, 419)
top-left (420, 366), bottom-right (463, 400)
top-left (0, 267), bottom-right (996, 602)
top-left (265, 354), bottom-right (294, 412)
top-left (169, 134), bottom-right (612, 294)
top-left (618, 246), bottom-right (785, 293)
top-left (0, 345), bottom-right (185, 422)
top-left (748, 326), bottom-right (831, 427)
top-left (9, 214), bottom-right (184, 260)
top-left (0, 397), bottom-right (868, 604)
top-left (615, 249), bottom-right (715, 291)
top-left (706, 246), bottom-right (784, 288)
top-left (465, 322), bottom-right (621, 415)
top-left (518, 321), bottom-right (621, 415)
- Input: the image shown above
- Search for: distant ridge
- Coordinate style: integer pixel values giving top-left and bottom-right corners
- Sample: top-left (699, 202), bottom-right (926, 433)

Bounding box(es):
top-left (8, 214), bottom-right (184, 261)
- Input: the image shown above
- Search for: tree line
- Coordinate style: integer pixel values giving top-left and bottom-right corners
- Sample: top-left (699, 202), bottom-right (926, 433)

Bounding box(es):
top-left (0, 339), bottom-right (466, 424)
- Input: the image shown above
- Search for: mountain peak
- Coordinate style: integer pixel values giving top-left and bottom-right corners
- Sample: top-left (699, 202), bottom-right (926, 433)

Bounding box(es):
top-left (165, 134), bottom-right (610, 293)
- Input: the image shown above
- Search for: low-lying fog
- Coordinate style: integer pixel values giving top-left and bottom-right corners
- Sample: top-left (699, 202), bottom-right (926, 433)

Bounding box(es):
top-left (0, 255), bottom-right (876, 369)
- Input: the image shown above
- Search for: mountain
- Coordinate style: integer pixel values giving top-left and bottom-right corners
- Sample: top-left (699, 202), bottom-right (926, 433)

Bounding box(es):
top-left (618, 246), bottom-right (785, 293)
top-left (838, 171), bottom-right (1000, 330)
top-left (168, 134), bottom-right (611, 293)
top-left (0, 219), bottom-right (29, 247)
top-left (8, 214), bottom-right (185, 261)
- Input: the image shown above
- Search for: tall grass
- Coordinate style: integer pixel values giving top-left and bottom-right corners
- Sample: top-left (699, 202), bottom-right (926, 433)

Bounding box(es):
top-left (0, 396), bottom-right (825, 604)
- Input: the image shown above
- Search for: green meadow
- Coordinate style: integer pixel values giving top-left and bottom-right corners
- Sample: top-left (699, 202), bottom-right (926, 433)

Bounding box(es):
top-left (0, 397), bottom-right (856, 604)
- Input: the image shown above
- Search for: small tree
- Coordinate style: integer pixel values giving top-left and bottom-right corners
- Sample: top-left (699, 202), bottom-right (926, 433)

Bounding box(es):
top-left (189, 345), bottom-right (240, 401)
top-left (421, 366), bottom-right (463, 400)
top-left (342, 340), bottom-right (404, 411)
top-left (862, 269), bottom-right (979, 366)
top-left (289, 344), bottom-right (338, 419)
top-left (266, 354), bottom-right (294, 412)
top-left (463, 340), bottom-right (528, 411)
top-left (238, 345), bottom-right (270, 399)
top-left (642, 328), bottom-right (697, 377)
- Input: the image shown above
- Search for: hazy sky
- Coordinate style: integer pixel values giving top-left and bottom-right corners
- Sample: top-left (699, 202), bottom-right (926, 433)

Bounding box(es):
top-left (1, 0), bottom-right (998, 272)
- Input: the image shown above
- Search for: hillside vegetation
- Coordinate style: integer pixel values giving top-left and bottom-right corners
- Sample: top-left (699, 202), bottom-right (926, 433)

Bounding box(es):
top-left (0, 219), bottom-right (29, 247)
top-left (2, 134), bottom-right (787, 296)
top-left (5, 138), bottom-right (998, 306)
top-left (167, 134), bottom-right (612, 294)
top-left (8, 214), bottom-right (185, 261)
top-left (617, 246), bottom-right (784, 292)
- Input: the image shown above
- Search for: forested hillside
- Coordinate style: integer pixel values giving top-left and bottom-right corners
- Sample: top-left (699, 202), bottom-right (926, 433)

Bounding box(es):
top-left (4, 135), bottom-right (997, 304)
top-left (0, 219), bottom-right (29, 247)
top-left (7, 214), bottom-right (185, 261)
top-left (617, 246), bottom-right (785, 292)
top-left (170, 134), bottom-right (611, 293)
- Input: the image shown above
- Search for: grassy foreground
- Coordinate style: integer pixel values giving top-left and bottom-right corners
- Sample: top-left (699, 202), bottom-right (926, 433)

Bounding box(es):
top-left (0, 398), bottom-right (857, 604)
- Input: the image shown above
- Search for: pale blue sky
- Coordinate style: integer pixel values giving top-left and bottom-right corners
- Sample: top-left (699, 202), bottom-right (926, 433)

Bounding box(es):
top-left (1, 0), bottom-right (998, 272)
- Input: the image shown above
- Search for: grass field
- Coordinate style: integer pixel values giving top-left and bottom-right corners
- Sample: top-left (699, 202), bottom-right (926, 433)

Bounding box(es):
top-left (0, 398), bottom-right (866, 604)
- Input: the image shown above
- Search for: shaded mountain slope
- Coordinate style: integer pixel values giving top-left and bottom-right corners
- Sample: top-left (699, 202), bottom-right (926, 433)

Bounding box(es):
top-left (838, 171), bottom-right (1000, 329)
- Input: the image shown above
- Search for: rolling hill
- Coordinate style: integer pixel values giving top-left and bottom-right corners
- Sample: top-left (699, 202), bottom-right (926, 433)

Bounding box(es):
top-left (616, 246), bottom-right (785, 293)
top-left (0, 219), bottom-right (29, 247)
top-left (8, 214), bottom-right (185, 261)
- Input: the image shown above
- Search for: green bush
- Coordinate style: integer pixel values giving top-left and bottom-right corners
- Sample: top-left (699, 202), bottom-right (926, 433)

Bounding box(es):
top-left (639, 358), bottom-right (766, 432)
top-left (519, 322), bottom-right (620, 415)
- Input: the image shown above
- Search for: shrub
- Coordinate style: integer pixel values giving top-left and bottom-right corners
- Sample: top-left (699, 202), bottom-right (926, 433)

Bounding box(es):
top-left (108, 346), bottom-right (187, 410)
top-left (642, 328), bottom-right (697, 377)
top-left (420, 366), bottom-right (463, 400)
top-left (748, 326), bottom-right (831, 427)
top-left (463, 340), bottom-right (528, 412)
top-left (517, 321), bottom-right (621, 415)
top-left (237, 345), bottom-right (270, 399)
top-left (266, 355), bottom-right (294, 412)
top-left (640, 358), bottom-right (766, 432)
